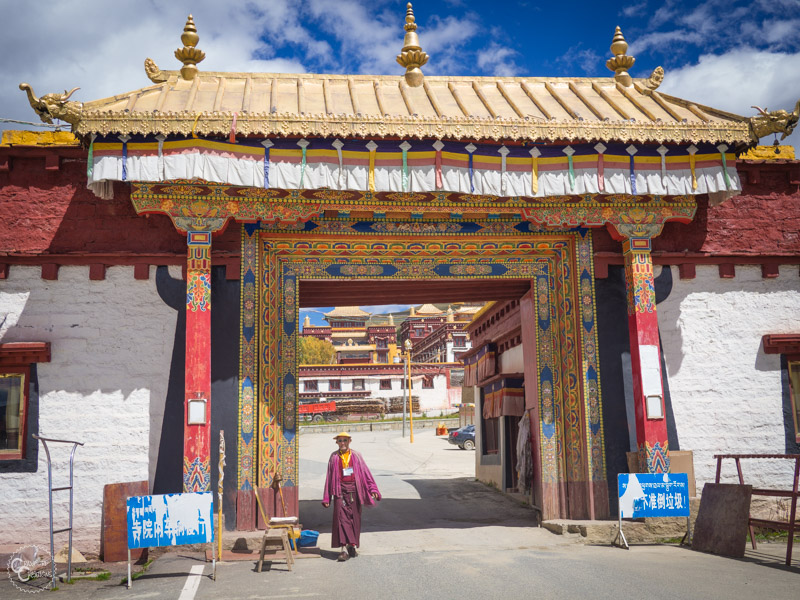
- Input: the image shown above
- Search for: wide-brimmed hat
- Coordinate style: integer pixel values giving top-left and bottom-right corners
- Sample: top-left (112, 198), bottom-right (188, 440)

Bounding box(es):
top-left (333, 432), bottom-right (352, 440)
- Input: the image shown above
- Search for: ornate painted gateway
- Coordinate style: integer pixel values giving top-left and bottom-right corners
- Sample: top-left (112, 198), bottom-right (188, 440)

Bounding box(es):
top-left (20, 7), bottom-right (798, 527)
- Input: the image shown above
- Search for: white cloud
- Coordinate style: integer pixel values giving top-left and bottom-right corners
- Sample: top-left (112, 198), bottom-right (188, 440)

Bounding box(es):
top-left (660, 48), bottom-right (800, 150)
top-left (475, 43), bottom-right (521, 77)
top-left (1, 0), bottom-right (311, 129)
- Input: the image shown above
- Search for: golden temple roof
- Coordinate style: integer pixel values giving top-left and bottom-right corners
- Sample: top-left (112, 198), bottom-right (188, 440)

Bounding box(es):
top-left (324, 306), bottom-right (370, 318)
top-left (22, 10), bottom-right (799, 146)
top-left (415, 303), bottom-right (443, 315)
top-left (68, 70), bottom-right (752, 144)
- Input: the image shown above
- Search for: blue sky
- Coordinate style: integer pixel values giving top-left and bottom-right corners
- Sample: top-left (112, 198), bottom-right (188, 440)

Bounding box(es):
top-left (2, 1), bottom-right (798, 323)
top-left (2, 0), bottom-right (798, 135)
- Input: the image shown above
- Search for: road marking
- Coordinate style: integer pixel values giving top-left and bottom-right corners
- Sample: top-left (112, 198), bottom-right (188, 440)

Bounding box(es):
top-left (177, 564), bottom-right (205, 600)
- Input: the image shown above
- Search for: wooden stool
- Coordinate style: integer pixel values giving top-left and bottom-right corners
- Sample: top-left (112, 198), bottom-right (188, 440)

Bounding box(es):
top-left (256, 529), bottom-right (294, 572)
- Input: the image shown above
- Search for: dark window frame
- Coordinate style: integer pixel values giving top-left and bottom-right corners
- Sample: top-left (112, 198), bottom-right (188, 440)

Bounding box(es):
top-left (0, 367), bottom-right (30, 461)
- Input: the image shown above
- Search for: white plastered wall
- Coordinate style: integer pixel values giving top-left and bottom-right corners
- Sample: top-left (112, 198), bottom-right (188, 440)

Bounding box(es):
top-left (0, 266), bottom-right (179, 553)
top-left (658, 264), bottom-right (800, 490)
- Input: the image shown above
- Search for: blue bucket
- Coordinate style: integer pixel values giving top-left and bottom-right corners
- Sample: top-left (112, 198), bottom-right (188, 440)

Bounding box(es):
top-left (298, 530), bottom-right (319, 547)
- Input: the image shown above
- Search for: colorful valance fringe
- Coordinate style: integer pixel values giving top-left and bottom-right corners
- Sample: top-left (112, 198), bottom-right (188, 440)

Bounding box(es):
top-left (463, 344), bottom-right (497, 387)
top-left (483, 376), bottom-right (525, 418)
top-left (87, 135), bottom-right (742, 202)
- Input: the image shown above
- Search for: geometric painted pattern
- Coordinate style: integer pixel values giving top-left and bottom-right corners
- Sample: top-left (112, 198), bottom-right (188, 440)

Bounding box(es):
top-left (237, 225), bottom-right (259, 491)
top-left (254, 220), bottom-right (606, 501)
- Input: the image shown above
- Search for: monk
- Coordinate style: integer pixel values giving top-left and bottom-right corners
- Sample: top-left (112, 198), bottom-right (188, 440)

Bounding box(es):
top-left (321, 432), bottom-right (381, 561)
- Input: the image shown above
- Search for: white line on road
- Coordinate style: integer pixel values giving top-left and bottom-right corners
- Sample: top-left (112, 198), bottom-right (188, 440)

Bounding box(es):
top-left (177, 564), bottom-right (205, 600)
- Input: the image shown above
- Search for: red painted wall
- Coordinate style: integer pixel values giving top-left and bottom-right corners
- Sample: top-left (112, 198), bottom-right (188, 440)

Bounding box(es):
top-left (594, 160), bottom-right (800, 256)
top-left (2, 145), bottom-right (798, 261)
top-left (0, 148), bottom-right (239, 259)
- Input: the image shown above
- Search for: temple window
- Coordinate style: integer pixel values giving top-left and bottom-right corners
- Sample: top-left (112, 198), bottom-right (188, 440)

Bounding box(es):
top-left (422, 375), bottom-right (434, 389)
top-left (304, 380), bottom-right (318, 392)
top-left (0, 370), bottom-right (28, 460)
top-left (352, 379), bottom-right (365, 391)
top-left (0, 343), bottom-right (50, 463)
top-left (789, 361), bottom-right (800, 444)
top-left (328, 380), bottom-right (341, 391)
top-left (380, 379), bottom-right (392, 390)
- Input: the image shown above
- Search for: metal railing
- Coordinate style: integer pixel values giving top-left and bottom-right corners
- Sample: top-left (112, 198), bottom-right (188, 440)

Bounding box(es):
top-left (33, 435), bottom-right (84, 588)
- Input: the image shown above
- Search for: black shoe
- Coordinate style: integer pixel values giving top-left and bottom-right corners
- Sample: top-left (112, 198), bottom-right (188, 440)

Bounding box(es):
top-left (337, 550), bottom-right (349, 562)
top-left (347, 545), bottom-right (357, 558)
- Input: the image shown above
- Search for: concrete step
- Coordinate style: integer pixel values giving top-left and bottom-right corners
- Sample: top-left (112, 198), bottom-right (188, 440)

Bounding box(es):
top-left (543, 498), bottom-right (701, 545)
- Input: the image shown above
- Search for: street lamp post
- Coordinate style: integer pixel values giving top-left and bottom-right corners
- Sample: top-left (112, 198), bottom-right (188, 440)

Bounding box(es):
top-left (405, 338), bottom-right (414, 443)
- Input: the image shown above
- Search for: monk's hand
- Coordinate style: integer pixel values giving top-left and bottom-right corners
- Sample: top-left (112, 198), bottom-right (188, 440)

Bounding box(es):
top-left (322, 502), bottom-right (329, 508)
top-left (371, 493), bottom-right (379, 501)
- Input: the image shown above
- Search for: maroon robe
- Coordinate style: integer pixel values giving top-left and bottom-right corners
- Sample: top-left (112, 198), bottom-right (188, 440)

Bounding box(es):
top-left (322, 450), bottom-right (381, 547)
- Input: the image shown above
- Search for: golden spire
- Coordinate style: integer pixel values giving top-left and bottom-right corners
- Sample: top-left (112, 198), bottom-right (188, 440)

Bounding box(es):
top-left (396, 3), bottom-right (429, 87)
top-left (606, 26), bottom-right (635, 87)
top-left (175, 15), bottom-right (205, 81)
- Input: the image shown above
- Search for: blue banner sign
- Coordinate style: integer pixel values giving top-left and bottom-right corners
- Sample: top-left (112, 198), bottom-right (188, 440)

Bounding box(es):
top-left (618, 473), bottom-right (690, 519)
top-left (127, 492), bottom-right (214, 550)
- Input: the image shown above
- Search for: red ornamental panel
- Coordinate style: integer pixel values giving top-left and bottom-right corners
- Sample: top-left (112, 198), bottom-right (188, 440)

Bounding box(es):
top-left (184, 231), bottom-right (212, 492)
top-left (623, 237), bottom-right (669, 474)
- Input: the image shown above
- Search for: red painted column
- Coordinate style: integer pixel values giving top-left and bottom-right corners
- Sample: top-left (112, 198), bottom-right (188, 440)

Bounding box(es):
top-left (622, 236), bottom-right (670, 473)
top-left (184, 231), bottom-right (212, 492)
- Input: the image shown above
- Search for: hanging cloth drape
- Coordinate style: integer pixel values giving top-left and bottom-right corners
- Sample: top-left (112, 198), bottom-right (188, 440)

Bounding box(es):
top-left (499, 145), bottom-right (509, 196)
top-left (86, 133), bottom-right (96, 178)
top-left (594, 142), bottom-right (606, 192)
top-left (366, 141), bottom-right (378, 192)
top-left (118, 135), bottom-right (131, 181)
top-left (298, 139), bottom-right (309, 188)
top-left (563, 145), bottom-right (575, 191)
top-left (687, 144), bottom-right (698, 190)
top-left (332, 139), bottom-right (344, 188)
top-left (528, 147), bottom-right (540, 195)
top-left (516, 410), bottom-right (533, 492)
top-left (626, 144), bottom-right (638, 194)
top-left (261, 139), bottom-right (273, 188)
top-left (465, 143), bottom-right (476, 193)
top-left (717, 143), bottom-right (731, 190)
top-left (400, 141), bottom-right (411, 192)
top-left (433, 140), bottom-right (444, 190)
top-left (483, 376), bottom-right (524, 418)
top-left (156, 134), bottom-right (166, 179)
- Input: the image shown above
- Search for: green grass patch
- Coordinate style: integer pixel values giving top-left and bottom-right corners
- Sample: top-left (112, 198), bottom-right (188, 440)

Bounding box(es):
top-left (120, 558), bottom-right (154, 586)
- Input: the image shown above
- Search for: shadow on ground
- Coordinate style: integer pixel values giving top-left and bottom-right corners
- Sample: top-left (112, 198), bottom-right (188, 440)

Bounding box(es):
top-left (300, 476), bottom-right (538, 534)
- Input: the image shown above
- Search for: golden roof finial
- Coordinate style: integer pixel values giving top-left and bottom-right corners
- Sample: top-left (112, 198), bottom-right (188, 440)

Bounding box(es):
top-left (606, 26), bottom-right (635, 87)
top-left (396, 3), bottom-right (429, 87)
top-left (175, 15), bottom-right (205, 81)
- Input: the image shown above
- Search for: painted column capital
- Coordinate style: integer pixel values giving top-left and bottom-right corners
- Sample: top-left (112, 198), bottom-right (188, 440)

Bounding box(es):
top-left (612, 222), bottom-right (664, 242)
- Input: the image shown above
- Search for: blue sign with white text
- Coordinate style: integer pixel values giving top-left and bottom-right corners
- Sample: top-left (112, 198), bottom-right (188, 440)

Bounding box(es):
top-left (126, 492), bottom-right (214, 549)
top-left (618, 473), bottom-right (690, 519)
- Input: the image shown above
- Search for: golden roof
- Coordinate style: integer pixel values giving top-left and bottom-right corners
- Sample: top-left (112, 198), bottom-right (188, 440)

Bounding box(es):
top-left (69, 71), bottom-right (753, 144)
top-left (415, 303), bottom-right (443, 315)
top-left (324, 306), bottom-right (370, 318)
top-left (21, 10), bottom-right (798, 146)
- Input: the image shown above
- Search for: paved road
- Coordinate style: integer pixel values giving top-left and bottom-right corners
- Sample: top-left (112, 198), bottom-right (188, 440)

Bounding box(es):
top-left (6, 429), bottom-right (797, 599)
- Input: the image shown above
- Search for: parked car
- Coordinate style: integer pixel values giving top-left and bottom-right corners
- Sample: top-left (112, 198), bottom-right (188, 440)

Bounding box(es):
top-left (447, 424), bottom-right (475, 450)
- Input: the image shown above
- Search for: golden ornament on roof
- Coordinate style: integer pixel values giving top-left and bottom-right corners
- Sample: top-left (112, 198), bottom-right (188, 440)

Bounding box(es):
top-left (175, 15), bottom-right (205, 81)
top-left (606, 26), bottom-right (635, 87)
top-left (396, 3), bottom-right (429, 87)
